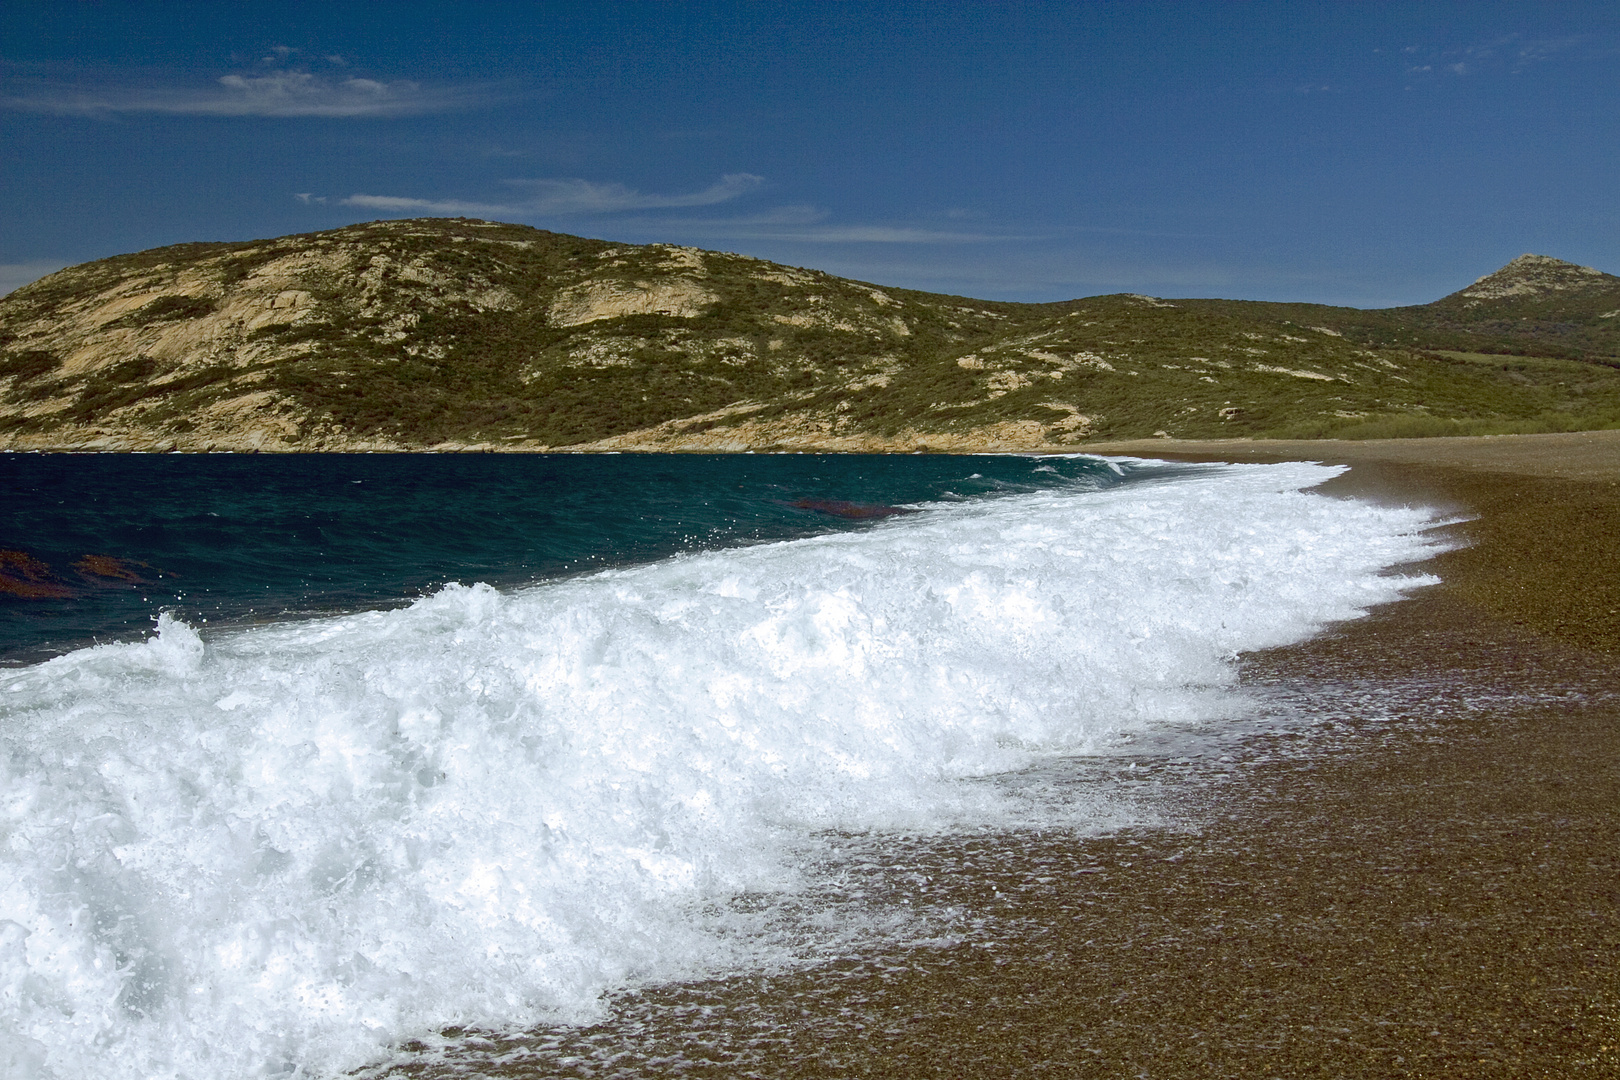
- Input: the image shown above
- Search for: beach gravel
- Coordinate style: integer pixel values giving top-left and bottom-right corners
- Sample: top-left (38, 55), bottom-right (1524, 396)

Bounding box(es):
top-left (372, 433), bottom-right (1620, 1079)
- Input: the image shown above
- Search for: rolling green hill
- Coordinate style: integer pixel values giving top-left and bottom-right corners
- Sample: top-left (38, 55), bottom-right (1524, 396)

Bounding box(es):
top-left (1183, 254), bottom-right (1620, 365)
top-left (2, 219), bottom-right (1617, 451)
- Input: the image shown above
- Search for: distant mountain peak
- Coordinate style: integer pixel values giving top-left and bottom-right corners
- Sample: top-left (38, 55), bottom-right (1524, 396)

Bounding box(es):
top-left (1456, 254), bottom-right (1607, 301)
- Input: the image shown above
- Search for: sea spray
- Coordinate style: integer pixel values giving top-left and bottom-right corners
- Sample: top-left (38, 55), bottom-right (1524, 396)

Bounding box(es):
top-left (0, 462), bottom-right (1446, 1079)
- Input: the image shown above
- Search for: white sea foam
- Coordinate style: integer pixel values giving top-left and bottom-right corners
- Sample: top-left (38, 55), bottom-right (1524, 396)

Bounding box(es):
top-left (0, 462), bottom-right (1446, 1079)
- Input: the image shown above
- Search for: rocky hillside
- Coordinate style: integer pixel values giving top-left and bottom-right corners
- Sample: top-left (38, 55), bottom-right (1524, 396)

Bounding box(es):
top-left (2, 220), bottom-right (1618, 451)
top-left (1187, 254), bottom-right (1620, 363)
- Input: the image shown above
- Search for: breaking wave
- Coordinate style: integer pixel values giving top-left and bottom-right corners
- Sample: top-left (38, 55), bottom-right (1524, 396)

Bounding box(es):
top-left (0, 461), bottom-right (1446, 1078)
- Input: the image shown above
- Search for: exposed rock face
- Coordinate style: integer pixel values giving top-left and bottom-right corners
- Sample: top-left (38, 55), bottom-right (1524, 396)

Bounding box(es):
top-left (1, 221), bottom-right (1617, 451)
top-left (1458, 254), bottom-right (1608, 301)
top-left (0, 227), bottom-right (533, 451)
top-left (550, 278), bottom-right (718, 326)
top-left (1404, 254), bottom-right (1620, 360)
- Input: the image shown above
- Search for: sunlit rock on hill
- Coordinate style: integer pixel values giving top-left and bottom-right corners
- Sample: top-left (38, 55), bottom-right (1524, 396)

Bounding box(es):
top-left (1455, 254), bottom-right (1609, 302)
top-left (1, 219), bottom-right (1617, 451)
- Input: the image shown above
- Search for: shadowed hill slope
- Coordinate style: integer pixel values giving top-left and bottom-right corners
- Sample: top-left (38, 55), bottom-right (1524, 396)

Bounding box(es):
top-left (2, 220), bottom-right (1618, 451)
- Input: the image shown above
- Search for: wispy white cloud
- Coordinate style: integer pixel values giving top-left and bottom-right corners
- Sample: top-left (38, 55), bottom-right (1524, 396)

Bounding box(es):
top-left (3, 69), bottom-right (494, 118)
top-left (338, 179), bottom-right (1048, 244)
top-left (667, 221), bottom-right (1021, 243)
top-left (333, 172), bottom-right (1038, 244)
top-left (340, 173), bottom-right (765, 216)
top-left (501, 173), bottom-right (764, 212)
top-left (339, 193), bottom-right (505, 214)
top-left (1510, 36), bottom-right (1586, 72)
top-left (1398, 33), bottom-right (1595, 79)
top-left (649, 209), bottom-right (1182, 245)
top-left (634, 203), bottom-right (1035, 244)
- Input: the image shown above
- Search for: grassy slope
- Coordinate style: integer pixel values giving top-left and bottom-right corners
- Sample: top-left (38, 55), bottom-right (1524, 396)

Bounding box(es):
top-left (1180, 260), bottom-right (1620, 365)
top-left (2, 218), bottom-right (1619, 448)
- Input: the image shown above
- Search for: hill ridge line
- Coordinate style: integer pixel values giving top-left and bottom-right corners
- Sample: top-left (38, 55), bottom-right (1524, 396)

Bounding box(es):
top-left (2, 219), bottom-right (1618, 452)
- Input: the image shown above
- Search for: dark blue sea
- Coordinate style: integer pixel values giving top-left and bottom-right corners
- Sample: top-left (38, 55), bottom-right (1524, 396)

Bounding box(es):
top-left (0, 452), bottom-right (1128, 663)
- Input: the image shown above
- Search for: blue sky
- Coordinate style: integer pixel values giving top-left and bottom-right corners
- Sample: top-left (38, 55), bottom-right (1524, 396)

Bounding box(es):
top-left (2, 2), bottom-right (1616, 305)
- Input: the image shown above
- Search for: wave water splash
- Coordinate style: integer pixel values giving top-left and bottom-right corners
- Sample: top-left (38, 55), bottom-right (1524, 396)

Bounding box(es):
top-left (0, 462), bottom-right (1446, 1078)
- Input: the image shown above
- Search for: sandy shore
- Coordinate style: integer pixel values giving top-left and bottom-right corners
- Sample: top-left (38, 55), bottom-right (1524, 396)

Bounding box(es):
top-left (376, 433), bottom-right (1618, 1079)
top-left (1082, 428), bottom-right (1620, 482)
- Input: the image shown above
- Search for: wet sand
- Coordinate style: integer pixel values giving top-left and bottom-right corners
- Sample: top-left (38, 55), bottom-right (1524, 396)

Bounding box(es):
top-left (373, 433), bottom-right (1619, 1079)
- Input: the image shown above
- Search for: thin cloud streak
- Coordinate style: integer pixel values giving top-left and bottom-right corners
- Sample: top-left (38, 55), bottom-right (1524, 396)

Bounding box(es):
top-left (1397, 33), bottom-right (1598, 80)
top-left (331, 177), bottom-right (1192, 246)
top-left (341, 174), bottom-right (764, 216)
top-left (3, 70), bottom-right (497, 117)
top-left (613, 203), bottom-right (1040, 243)
top-left (653, 215), bottom-right (1200, 245)
top-left (502, 173), bottom-right (764, 212)
top-left (340, 194), bottom-right (509, 215)
top-left (664, 222), bottom-right (1028, 243)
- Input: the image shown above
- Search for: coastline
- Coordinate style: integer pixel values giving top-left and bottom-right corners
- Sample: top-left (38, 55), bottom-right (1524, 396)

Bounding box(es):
top-left (8, 434), bottom-right (1614, 1075)
top-left (1083, 429), bottom-right (1620, 656)
top-left (1081, 427), bottom-right (1620, 481)
top-left (382, 432), bottom-right (1619, 1078)
top-left (7, 426), bottom-right (1618, 459)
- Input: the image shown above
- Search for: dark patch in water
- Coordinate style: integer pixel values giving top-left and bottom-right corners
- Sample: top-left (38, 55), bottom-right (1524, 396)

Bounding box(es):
top-left (0, 551), bottom-right (170, 600)
top-left (0, 549), bottom-right (73, 598)
top-left (73, 554), bottom-right (167, 584)
top-left (788, 498), bottom-right (918, 520)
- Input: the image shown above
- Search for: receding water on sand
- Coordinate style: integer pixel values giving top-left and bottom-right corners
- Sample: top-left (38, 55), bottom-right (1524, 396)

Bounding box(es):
top-left (0, 456), bottom-right (1452, 1079)
top-left (360, 598), bottom-right (1619, 1080)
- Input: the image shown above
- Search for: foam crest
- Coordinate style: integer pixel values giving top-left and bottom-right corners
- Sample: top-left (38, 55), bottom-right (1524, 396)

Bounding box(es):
top-left (0, 462), bottom-right (1445, 1078)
